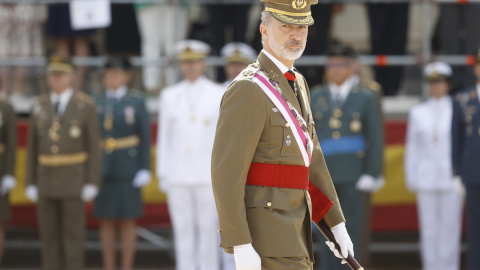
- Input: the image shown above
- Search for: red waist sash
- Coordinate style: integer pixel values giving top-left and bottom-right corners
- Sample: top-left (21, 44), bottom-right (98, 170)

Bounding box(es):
top-left (246, 162), bottom-right (309, 189)
top-left (246, 162), bottom-right (333, 223)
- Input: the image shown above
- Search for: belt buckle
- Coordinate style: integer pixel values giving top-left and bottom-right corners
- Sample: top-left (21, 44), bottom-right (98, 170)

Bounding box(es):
top-left (104, 138), bottom-right (116, 154)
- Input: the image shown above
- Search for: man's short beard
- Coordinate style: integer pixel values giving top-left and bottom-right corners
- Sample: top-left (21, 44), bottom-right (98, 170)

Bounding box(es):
top-left (267, 26), bottom-right (306, 61)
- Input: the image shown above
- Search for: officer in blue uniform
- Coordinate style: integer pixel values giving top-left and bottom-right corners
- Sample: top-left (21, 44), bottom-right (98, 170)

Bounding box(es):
top-left (451, 48), bottom-right (480, 270)
top-left (310, 44), bottom-right (383, 270)
top-left (94, 57), bottom-right (151, 270)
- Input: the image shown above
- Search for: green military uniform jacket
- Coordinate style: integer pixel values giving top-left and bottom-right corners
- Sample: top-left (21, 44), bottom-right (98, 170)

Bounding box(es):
top-left (212, 51), bottom-right (345, 259)
top-left (93, 89), bottom-right (150, 218)
top-left (95, 90), bottom-right (150, 179)
top-left (310, 84), bottom-right (383, 183)
top-left (0, 99), bottom-right (16, 221)
top-left (26, 92), bottom-right (102, 198)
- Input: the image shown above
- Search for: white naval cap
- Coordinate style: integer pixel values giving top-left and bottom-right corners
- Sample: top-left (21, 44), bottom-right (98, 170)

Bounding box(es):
top-left (221, 42), bottom-right (257, 65)
top-left (175, 40), bottom-right (211, 61)
top-left (424, 61), bottom-right (452, 82)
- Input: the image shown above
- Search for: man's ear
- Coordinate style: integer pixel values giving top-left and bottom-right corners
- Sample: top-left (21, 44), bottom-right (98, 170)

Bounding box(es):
top-left (260, 24), bottom-right (268, 40)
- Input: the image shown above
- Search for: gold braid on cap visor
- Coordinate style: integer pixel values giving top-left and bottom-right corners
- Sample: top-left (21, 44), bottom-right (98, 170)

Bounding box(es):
top-left (271, 12), bottom-right (313, 25)
top-left (265, 7), bottom-right (311, 16)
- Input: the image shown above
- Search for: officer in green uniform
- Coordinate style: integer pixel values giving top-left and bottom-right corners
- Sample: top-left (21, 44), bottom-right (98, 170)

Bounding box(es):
top-left (94, 57), bottom-right (151, 270)
top-left (25, 55), bottom-right (102, 270)
top-left (0, 98), bottom-right (16, 265)
top-left (310, 44), bottom-right (383, 270)
top-left (350, 52), bottom-right (385, 266)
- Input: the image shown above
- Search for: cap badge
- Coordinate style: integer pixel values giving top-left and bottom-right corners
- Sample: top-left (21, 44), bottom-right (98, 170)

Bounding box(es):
top-left (292, 0), bottom-right (307, 10)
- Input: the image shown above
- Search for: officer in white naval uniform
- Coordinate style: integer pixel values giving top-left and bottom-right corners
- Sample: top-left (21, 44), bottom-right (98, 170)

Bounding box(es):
top-left (156, 40), bottom-right (224, 270)
top-left (404, 62), bottom-right (465, 270)
top-left (220, 42), bottom-right (256, 89)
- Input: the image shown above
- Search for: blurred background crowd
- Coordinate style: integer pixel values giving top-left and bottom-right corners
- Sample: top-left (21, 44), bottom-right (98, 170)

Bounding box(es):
top-left (0, 0), bottom-right (479, 269)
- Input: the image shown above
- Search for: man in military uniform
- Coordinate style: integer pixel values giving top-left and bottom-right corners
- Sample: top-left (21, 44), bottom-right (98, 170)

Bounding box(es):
top-left (221, 42), bottom-right (257, 89)
top-left (24, 55), bottom-right (101, 270)
top-left (451, 48), bottom-right (480, 270)
top-left (310, 44), bottom-right (383, 270)
top-left (219, 42), bottom-right (257, 270)
top-left (349, 49), bottom-right (384, 266)
top-left (0, 98), bottom-right (16, 265)
top-left (157, 40), bottom-right (224, 270)
top-left (212, 1), bottom-right (355, 269)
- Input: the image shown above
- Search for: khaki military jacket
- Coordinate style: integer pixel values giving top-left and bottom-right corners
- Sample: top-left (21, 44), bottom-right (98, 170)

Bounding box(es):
top-left (0, 100), bottom-right (16, 177)
top-left (212, 52), bottom-right (345, 259)
top-left (26, 92), bottom-right (101, 198)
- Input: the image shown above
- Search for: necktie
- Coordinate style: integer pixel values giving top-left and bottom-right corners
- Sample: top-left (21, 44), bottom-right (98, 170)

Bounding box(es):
top-left (284, 70), bottom-right (296, 91)
top-left (53, 101), bottom-right (60, 115)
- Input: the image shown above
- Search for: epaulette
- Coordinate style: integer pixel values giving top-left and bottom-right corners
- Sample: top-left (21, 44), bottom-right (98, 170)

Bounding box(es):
top-left (240, 61), bottom-right (260, 80)
top-left (75, 92), bottom-right (94, 104)
top-left (367, 81), bottom-right (381, 92)
top-left (129, 88), bottom-right (142, 96)
top-left (126, 89), bottom-right (144, 100)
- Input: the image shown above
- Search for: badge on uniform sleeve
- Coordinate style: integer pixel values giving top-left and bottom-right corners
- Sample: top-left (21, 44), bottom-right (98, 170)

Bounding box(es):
top-left (124, 106), bottom-right (135, 125)
top-left (69, 120), bottom-right (82, 139)
top-left (285, 135), bottom-right (292, 147)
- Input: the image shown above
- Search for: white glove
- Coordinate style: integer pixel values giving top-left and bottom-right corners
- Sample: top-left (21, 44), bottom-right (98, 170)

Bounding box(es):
top-left (326, 241), bottom-right (348, 264)
top-left (233, 243), bottom-right (261, 270)
top-left (374, 176), bottom-right (385, 191)
top-left (132, 169), bottom-right (152, 188)
top-left (326, 222), bottom-right (354, 264)
top-left (157, 175), bottom-right (170, 194)
top-left (0, 174), bottom-right (16, 195)
top-left (355, 174), bottom-right (377, 192)
top-left (452, 176), bottom-right (465, 197)
top-left (25, 185), bottom-right (38, 202)
top-left (81, 184), bottom-right (99, 202)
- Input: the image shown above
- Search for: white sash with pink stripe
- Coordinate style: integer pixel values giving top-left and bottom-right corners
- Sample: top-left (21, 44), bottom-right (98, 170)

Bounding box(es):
top-left (252, 71), bottom-right (313, 167)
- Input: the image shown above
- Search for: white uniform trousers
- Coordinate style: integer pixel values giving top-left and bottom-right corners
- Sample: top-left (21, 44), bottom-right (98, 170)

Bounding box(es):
top-left (136, 4), bottom-right (187, 90)
top-left (417, 190), bottom-right (463, 270)
top-left (220, 251), bottom-right (235, 270)
top-left (167, 185), bottom-right (219, 270)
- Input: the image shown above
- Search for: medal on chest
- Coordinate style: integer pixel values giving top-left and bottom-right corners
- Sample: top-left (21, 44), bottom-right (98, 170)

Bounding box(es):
top-left (350, 112), bottom-right (362, 133)
top-left (49, 120), bottom-right (61, 142)
top-left (69, 120), bottom-right (82, 139)
top-left (104, 114), bottom-right (114, 131)
top-left (124, 106), bottom-right (135, 125)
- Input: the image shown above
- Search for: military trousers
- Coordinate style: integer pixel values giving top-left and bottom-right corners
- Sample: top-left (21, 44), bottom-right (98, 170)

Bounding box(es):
top-left (0, 192), bottom-right (10, 222)
top-left (38, 197), bottom-right (85, 270)
top-left (318, 183), bottom-right (365, 270)
top-left (466, 185), bottom-right (480, 270)
top-left (261, 257), bottom-right (313, 270)
top-left (166, 186), bottom-right (219, 270)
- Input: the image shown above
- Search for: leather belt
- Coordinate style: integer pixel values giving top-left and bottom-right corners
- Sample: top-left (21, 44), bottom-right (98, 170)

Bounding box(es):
top-left (102, 135), bottom-right (139, 153)
top-left (38, 152), bottom-right (88, 167)
top-left (246, 162), bottom-right (309, 189)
